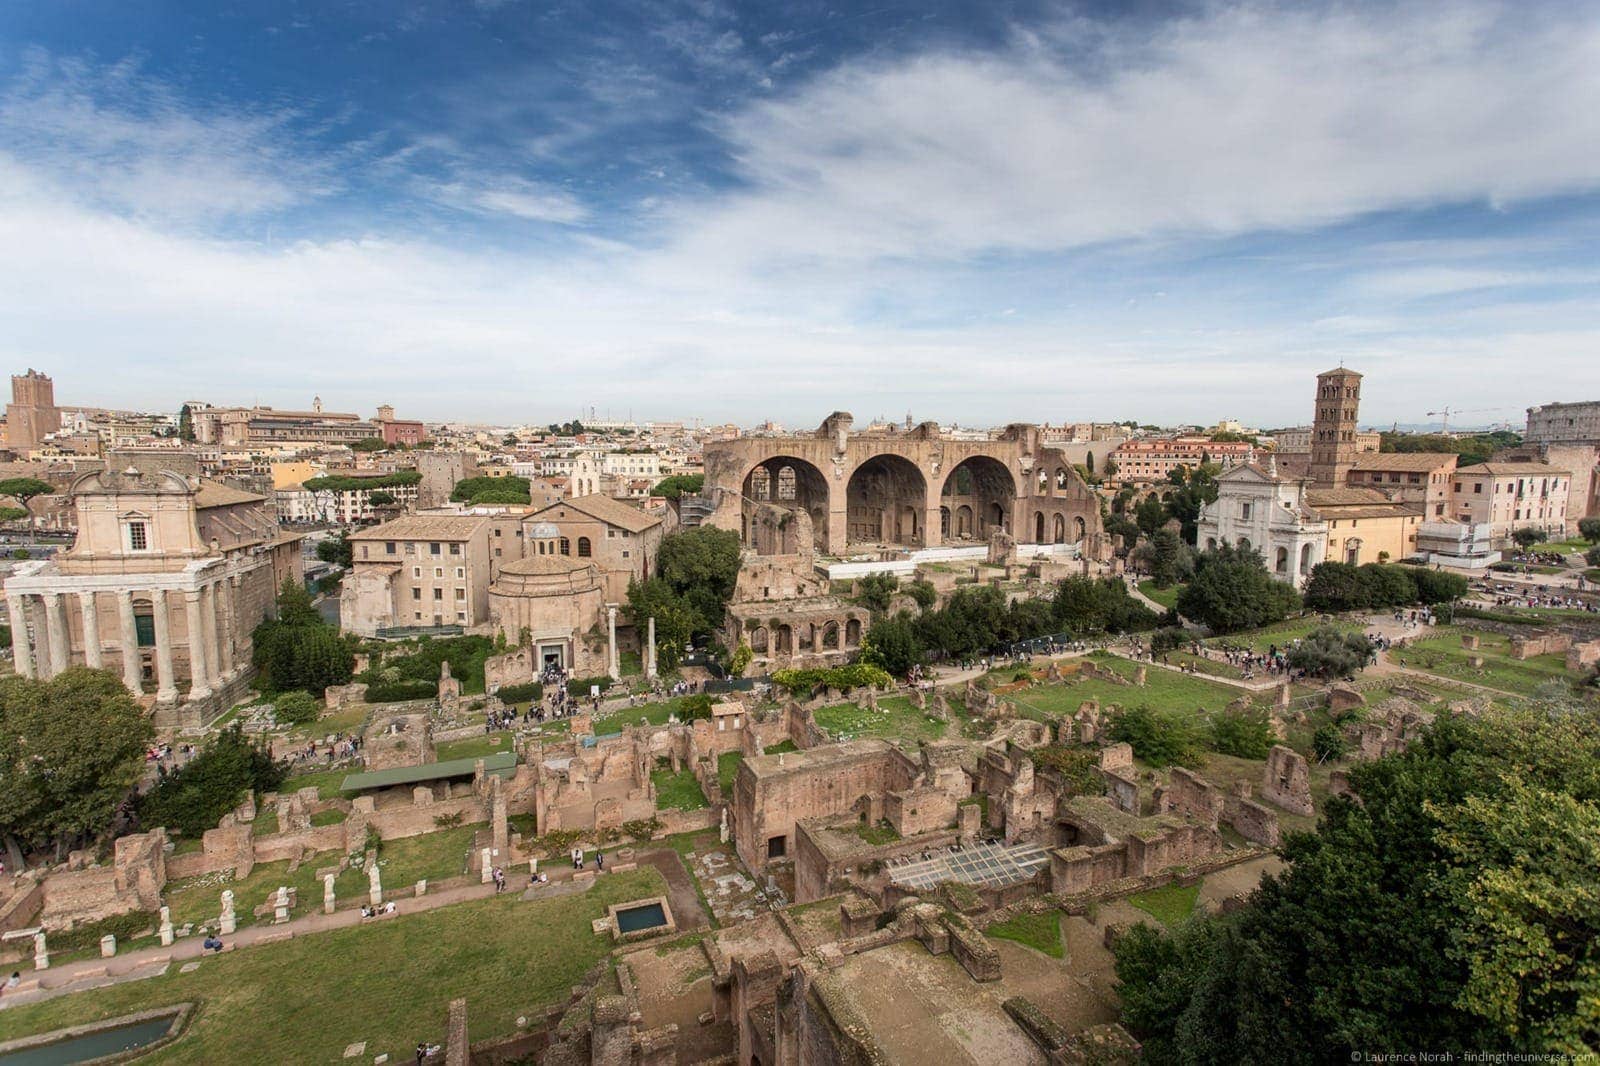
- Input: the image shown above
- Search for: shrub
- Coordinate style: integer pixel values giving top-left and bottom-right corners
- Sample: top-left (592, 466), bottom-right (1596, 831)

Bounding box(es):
top-left (1287, 626), bottom-right (1372, 679)
top-left (1587, 546), bottom-right (1600, 568)
top-left (1209, 705), bottom-right (1275, 760)
top-left (855, 573), bottom-right (899, 613)
top-left (622, 817), bottom-right (662, 842)
top-left (1510, 526), bottom-right (1544, 548)
top-left (1579, 517), bottom-right (1600, 544)
top-left (272, 690), bottom-right (319, 726)
top-left (1109, 704), bottom-right (1205, 768)
top-left (1031, 745), bottom-right (1102, 794)
top-left (905, 580), bottom-right (937, 610)
top-left (1412, 568), bottom-right (1469, 605)
top-left (433, 812), bottom-right (465, 829)
top-left (1312, 723), bottom-right (1347, 762)
top-left (495, 681), bottom-right (542, 704)
top-left (679, 693), bottom-right (714, 721)
top-left (1176, 548), bottom-right (1299, 633)
top-left (1150, 626), bottom-right (1188, 656)
top-left (567, 675), bottom-right (612, 697)
top-left (361, 680), bottom-right (437, 702)
top-left (728, 641), bottom-right (753, 677)
top-left (770, 663), bottom-right (892, 694)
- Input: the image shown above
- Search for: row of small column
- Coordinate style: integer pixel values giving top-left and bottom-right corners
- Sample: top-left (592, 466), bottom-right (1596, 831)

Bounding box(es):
top-left (6, 576), bottom-right (244, 704)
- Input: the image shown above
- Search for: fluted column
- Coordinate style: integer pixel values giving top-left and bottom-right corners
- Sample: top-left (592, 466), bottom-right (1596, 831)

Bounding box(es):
top-left (216, 577), bottom-right (237, 680)
top-left (8, 595), bottom-right (34, 679)
top-left (116, 590), bottom-right (142, 693)
top-left (201, 583), bottom-right (222, 690)
top-left (606, 604), bottom-right (619, 681)
top-left (43, 593), bottom-right (68, 677)
top-left (152, 591), bottom-right (178, 704)
top-left (184, 589), bottom-right (212, 701)
top-left (78, 592), bottom-right (103, 670)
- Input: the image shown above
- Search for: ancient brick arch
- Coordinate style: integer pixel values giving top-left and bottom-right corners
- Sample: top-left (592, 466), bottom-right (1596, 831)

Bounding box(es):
top-left (703, 412), bottom-right (1105, 556)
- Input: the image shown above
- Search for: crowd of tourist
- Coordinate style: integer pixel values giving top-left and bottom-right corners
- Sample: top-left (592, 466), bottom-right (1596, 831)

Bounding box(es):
top-left (285, 732), bottom-right (362, 767)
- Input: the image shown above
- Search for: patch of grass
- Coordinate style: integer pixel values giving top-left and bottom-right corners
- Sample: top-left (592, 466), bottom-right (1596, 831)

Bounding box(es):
top-left (763, 739), bottom-right (798, 756)
top-left (278, 767), bottom-right (359, 801)
top-left (596, 696), bottom-right (697, 729)
top-left (1005, 654), bottom-right (1239, 723)
top-left (434, 731), bottom-right (515, 763)
top-left (283, 702), bottom-right (369, 741)
top-left (813, 696), bottom-right (945, 750)
top-left (251, 808), bottom-right (278, 837)
top-left (1128, 882), bottom-right (1200, 927)
top-left (985, 911), bottom-right (1064, 958)
top-left (1137, 581), bottom-right (1182, 610)
top-left (309, 809), bottom-right (345, 828)
top-left (3, 868), bottom-right (666, 1064)
top-left (1398, 627), bottom-right (1576, 695)
top-left (651, 766), bottom-right (708, 811)
top-left (717, 751), bottom-right (743, 796)
top-left (838, 820), bottom-right (899, 846)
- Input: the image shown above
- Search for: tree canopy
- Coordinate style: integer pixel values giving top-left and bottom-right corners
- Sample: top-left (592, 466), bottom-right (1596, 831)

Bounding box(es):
top-left (450, 475), bottom-right (530, 505)
top-left (651, 474), bottom-right (704, 499)
top-left (625, 526), bottom-right (743, 664)
top-left (0, 668), bottom-right (152, 861)
top-left (1176, 545), bottom-right (1299, 633)
top-left (1114, 700), bottom-right (1600, 1060)
top-left (252, 580), bottom-right (354, 694)
top-left (139, 724), bottom-right (285, 838)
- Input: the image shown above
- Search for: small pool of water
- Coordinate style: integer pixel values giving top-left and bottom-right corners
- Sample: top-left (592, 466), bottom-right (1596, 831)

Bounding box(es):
top-left (615, 902), bottom-right (668, 933)
top-left (0, 1016), bottom-right (175, 1065)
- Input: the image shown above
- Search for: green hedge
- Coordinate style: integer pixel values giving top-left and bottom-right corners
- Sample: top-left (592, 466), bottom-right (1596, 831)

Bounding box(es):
top-left (495, 681), bottom-right (543, 704)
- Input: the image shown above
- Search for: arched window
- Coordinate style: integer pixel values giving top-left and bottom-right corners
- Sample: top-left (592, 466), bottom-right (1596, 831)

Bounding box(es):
top-left (1052, 514), bottom-right (1066, 543)
top-left (559, 537), bottom-right (570, 555)
top-left (1275, 546), bottom-right (1289, 573)
top-left (777, 467), bottom-right (797, 500)
top-left (751, 468), bottom-right (771, 500)
top-left (1034, 512), bottom-right (1046, 542)
top-left (1037, 468), bottom-right (1049, 493)
top-left (577, 537), bottom-right (592, 557)
top-left (1055, 468), bottom-right (1069, 490)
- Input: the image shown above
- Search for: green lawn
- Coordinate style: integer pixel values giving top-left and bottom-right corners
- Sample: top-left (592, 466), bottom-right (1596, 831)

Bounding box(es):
top-left (716, 751), bottom-right (742, 797)
top-left (434, 731), bottom-right (515, 763)
top-left (650, 766), bottom-right (708, 811)
top-left (763, 739), bottom-right (798, 756)
top-left (1004, 654), bottom-right (1240, 722)
top-left (159, 825), bottom-right (482, 932)
top-left (1137, 581), bottom-right (1183, 610)
top-left (813, 696), bottom-right (947, 749)
top-left (595, 696), bottom-right (698, 729)
top-left (0, 868), bottom-right (666, 1064)
top-left (1398, 628), bottom-right (1576, 695)
top-left (1127, 882), bottom-right (1199, 927)
top-left (1207, 617), bottom-right (1362, 654)
top-left (1523, 538), bottom-right (1589, 555)
top-left (278, 766), bottom-right (359, 801)
top-left (985, 910), bottom-right (1064, 958)
top-left (283, 702), bottom-right (369, 741)
top-left (837, 820), bottom-right (900, 846)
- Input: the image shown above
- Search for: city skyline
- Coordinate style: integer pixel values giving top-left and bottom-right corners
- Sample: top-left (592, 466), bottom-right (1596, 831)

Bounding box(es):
top-left (2, 1), bottom-right (1598, 425)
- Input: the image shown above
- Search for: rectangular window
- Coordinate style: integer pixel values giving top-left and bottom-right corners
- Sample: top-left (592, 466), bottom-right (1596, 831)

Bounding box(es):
top-left (450, 543), bottom-right (461, 555)
top-left (434, 567), bottom-right (443, 578)
top-left (455, 587), bottom-right (466, 600)
top-left (412, 567), bottom-right (421, 578)
top-left (455, 567), bottom-right (464, 579)
top-left (127, 521), bottom-right (148, 551)
top-left (412, 588), bottom-right (421, 600)
top-left (1474, 483), bottom-right (1482, 494)
top-left (433, 588), bottom-right (443, 600)
top-left (430, 542), bottom-right (442, 555)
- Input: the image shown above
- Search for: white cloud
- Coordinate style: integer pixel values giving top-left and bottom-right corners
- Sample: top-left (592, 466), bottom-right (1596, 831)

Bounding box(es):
top-left (419, 176), bottom-right (589, 224)
top-left (0, 51), bottom-right (336, 225)
top-left (664, 1), bottom-right (1600, 269)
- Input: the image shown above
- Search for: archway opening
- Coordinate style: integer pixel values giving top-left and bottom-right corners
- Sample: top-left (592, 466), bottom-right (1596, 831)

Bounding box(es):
top-left (940, 457), bottom-right (1015, 542)
top-left (742, 456), bottom-right (830, 553)
top-left (846, 454), bottom-right (927, 547)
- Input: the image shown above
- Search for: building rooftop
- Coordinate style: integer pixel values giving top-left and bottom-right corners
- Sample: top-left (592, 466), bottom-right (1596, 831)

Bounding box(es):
top-left (348, 515), bottom-right (489, 541)
top-left (743, 738), bottom-right (898, 780)
top-left (340, 751), bottom-right (516, 791)
top-left (193, 480), bottom-right (266, 509)
top-left (1456, 462), bottom-right (1572, 477)
top-left (1349, 453), bottom-right (1458, 472)
top-left (528, 493), bottom-right (661, 533)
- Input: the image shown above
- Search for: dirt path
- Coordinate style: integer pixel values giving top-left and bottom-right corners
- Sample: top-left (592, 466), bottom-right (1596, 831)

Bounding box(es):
top-left (636, 849), bottom-right (711, 931)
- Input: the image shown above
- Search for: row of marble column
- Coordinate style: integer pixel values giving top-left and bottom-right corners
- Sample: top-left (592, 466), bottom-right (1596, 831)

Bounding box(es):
top-left (7, 576), bottom-right (244, 705)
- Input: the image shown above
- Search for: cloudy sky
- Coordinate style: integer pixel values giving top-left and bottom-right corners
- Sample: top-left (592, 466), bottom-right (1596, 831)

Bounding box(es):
top-left (1, 1), bottom-right (1597, 430)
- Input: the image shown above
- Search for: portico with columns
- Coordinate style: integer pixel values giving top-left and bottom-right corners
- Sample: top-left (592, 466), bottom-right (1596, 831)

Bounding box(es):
top-left (2, 464), bottom-right (302, 732)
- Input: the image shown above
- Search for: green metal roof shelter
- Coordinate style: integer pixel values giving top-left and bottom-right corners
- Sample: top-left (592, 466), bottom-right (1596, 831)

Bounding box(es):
top-left (340, 751), bottom-right (517, 792)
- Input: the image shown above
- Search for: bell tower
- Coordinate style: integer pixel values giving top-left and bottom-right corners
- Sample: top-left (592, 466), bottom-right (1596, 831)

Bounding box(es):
top-left (1309, 367), bottom-right (1362, 488)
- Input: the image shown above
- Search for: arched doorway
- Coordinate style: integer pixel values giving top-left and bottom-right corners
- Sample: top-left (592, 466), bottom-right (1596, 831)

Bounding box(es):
top-left (1073, 516), bottom-right (1087, 542)
top-left (1034, 512), bottom-right (1046, 542)
top-left (846, 454), bottom-right (927, 547)
top-left (742, 456), bottom-right (830, 552)
top-left (940, 457), bottom-right (1015, 543)
top-left (1052, 514), bottom-right (1066, 543)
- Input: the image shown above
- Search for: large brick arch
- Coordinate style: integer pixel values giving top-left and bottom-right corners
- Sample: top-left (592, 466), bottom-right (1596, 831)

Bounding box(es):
top-left (703, 413), bottom-right (1104, 554)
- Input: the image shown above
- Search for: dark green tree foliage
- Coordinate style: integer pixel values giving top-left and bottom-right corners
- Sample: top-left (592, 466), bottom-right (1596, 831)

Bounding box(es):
top-left (1580, 517), bottom-right (1600, 544)
top-left (1150, 626), bottom-right (1187, 656)
top-left (303, 470), bottom-right (420, 494)
top-left (1104, 514), bottom-right (1140, 553)
top-left (1312, 723), bottom-right (1348, 762)
top-left (359, 635), bottom-right (494, 692)
top-left (1412, 568), bottom-right (1469, 605)
top-left (1135, 494), bottom-right (1168, 536)
top-left (366, 490), bottom-right (396, 507)
top-left (855, 572), bottom-right (898, 613)
top-left (252, 580), bottom-right (354, 694)
top-left (1164, 463), bottom-right (1222, 544)
top-left (860, 613), bottom-right (925, 676)
top-left (1053, 576), bottom-right (1160, 636)
top-left (1137, 528), bottom-right (1195, 588)
top-left (1587, 546), bottom-right (1600, 568)
top-left (1288, 626), bottom-right (1373, 679)
top-left (1109, 704), bottom-right (1205, 768)
top-left (1113, 703), bottom-right (1600, 1061)
top-left (1209, 704), bottom-right (1275, 760)
top-left (646, 526), bottom-right (743, 636)
top-left (177, 403), bottom-right (195, 441)
top-left (450, 475), bottom-right (530, 505)
top-left (904, 580), bottom-right (937, 610)
top-left (1356, 563), bottom-right (1418, 608)
top-left (1511, 527), bottom-right (1545, 549)
top-left (678, 694), bottom-right (713, 721)
top-left (350, 437), bottom-right (387, 452)
top-left (625, 578), bottom-right (697, 671)
top-left (0, 669), bottom-right (152, 857)
top-left (1303, 562), bottom-right (1364, 612)
top-left (1177, 546), bottom-right (1299, 633)
top-left (651, 474), bottom-right (704, 499)
top-left (140, 724), bottom-right (285, 838)
top-left (1379, 430), bottom-right (1521, 465)
top-left (316, 531), bottom-right (353, 568)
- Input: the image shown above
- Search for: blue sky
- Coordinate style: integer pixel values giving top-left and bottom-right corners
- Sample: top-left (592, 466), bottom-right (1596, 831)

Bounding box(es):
top-left (1, 1), bottom-right (1597, 429)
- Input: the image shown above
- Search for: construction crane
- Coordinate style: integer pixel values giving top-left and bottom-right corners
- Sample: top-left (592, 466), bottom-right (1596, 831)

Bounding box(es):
top-left (1425, 406), bottom-right (1506, 433)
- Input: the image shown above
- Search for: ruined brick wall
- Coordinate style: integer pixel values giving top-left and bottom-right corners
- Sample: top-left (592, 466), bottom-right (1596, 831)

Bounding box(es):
top-left (734, 742), bottom-right (918, 870)
top-left (1050, 843), bottom-right (1127, 895)
top-left (1160, 767), bottom-right (1223, 828)
top-left (1227, 798), bottom-right (1280, 847)
top-left (884, 784), bottom-right (958, 838)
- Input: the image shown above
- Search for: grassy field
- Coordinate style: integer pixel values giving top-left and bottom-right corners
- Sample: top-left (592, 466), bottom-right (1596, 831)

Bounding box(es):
top-left (650, 766), bottom-right (709, 811)
top-left (283, 702), bottom-right (369, 741)
top-left (160, 825), bottom-right (481, 931)
top-left (1206, 616), bottom-right (1362, 654)
top-left (434, 730), bottom-right (515, 763)
top-left (985, 911), bottom-right (1064, 958)
top-left (1004, 655), bottom-right (1240, 722)
top-left (1127, 882), bottom-right (1199, 927)
top-left (716, 751), bottom-right (742, 796)
top-left (595, 696), bottom-right (700, 729)
top-left (1137, 581), bottom-right (1182, 610)
top-left (1398, 628), bottom-right (1574, 695)
top-left (276, 766), bottom-right (358, 801)
top-left (0, 868), bottom-right (666, 1064)
top-left (813, 696), bottom-right (947, 749)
